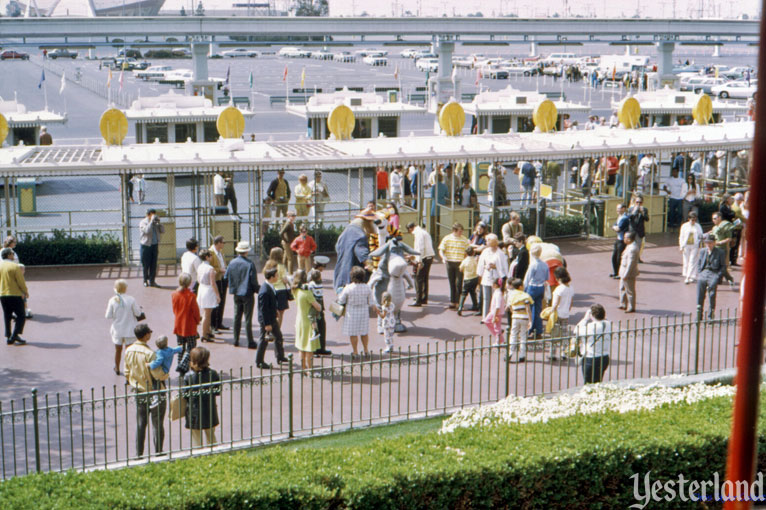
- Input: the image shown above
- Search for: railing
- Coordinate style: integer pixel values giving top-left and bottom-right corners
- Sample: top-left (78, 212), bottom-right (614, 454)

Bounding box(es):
top-left (0, 309), bottom-right (738, 479)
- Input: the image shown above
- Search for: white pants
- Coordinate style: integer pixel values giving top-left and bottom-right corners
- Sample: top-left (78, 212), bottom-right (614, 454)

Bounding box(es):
top-left (682, 245), bottom-right (700, 279)
top-left (509, 317), bottom-right (528, 357)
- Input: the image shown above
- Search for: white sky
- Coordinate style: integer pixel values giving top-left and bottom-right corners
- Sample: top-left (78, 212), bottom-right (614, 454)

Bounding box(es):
top-left (158, 0), bottom-right (760, 18)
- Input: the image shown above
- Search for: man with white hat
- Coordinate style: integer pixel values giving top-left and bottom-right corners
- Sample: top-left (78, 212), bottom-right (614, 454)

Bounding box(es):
top-left (224, 241), bottom-right (259, 348)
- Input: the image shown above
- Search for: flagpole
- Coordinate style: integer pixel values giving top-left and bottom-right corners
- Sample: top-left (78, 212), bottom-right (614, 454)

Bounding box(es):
top-left (42, 61), bottom-right (48, 111)
top-left (285, 66), bottom-right (289, 106)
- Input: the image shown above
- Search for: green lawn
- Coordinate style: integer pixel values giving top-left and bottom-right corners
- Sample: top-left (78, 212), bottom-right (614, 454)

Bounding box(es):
top-left (251, 416), bottom-right (445, 454)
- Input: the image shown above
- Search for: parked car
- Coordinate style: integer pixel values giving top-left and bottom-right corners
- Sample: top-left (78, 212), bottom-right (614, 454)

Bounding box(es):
top-left (0, 50), bottom-right (29, 61)
top-left (414, 51), bottom-right (437, 61)
top-left (679, 76), bottom-right (708, 92)
top-left (311, 49), bottom-right (333, 60)
top-left (112, 57), bottom-right (141, 70)
top-left (279, 46), bottom-right (311, 58)
top-left (48, 48), bottom-right (78, 59)
top-left (171, 48), bottom-right (192, 59)
top-left (333, 51), bottom-right (356, 62)
top-left (722, 67), bottom-right (753, 80)
top-left (542, 52), bottom-right (578, 65)
top-left (135, 65), bottom-right (174, 81)
top-left (481, 64), bottom-right (509, 79)
top-left (691, 77), bottom-right (728, 94)
top-left (506, 63), bottom-right (539, 76)
top-left (399, 48), bottom-right (418, 58)
top-left (452, 56), bottom-right (473, 69)
top-left (222, 48), bottom-right (259, 58)
top-left (416, 58), bottom-right (439, 72)
top-left (711, 80), bottom-right (758, 99)
top-left (363, 55), bottom-right (388, 66)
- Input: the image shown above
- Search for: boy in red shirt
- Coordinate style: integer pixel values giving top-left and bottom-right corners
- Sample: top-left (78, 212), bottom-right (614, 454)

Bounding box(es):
top-left (376, 167), bottom-right (389, 201)
top-left (290, 224), bottom-right (317, 273)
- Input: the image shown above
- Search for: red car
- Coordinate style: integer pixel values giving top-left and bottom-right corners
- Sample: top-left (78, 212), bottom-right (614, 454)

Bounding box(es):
top-left (0, 51), bottom-right (30, 61)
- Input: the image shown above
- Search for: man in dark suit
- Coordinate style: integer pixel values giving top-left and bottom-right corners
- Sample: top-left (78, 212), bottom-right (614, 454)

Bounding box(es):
top-left (697, 234), bottom-right (726, 319)
top-left (224, 241), bottom-right (259, 348)
top-left (618, 231), bottom-right (640, 313)
top-left (256, 267), bottom-right (287, 369)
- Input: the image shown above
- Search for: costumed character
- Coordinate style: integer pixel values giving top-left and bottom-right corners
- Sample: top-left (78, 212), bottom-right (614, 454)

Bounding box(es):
top-left (333, 211), bottom-right (376, 292)
top-left (387, 255), bottom-right (413, 333)
top-left (367, 210), bottom-right (418, 333)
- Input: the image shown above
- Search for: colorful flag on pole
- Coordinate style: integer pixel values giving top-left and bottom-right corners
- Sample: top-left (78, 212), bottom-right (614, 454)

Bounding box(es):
top-left (283, 65), bottom-right (288, 82)
top-left (225, 65), bottom-right (231, 86)
top-left (59, 72), bottom-right (66, 94)
top-left (714, 66), bottom-right (719, 78)
top-left (451, 65), bottom-right (457, 83)
top-left (474, 68), bottom-right (481, 86)
top-left (611, 65), bottom-right (616, 81)
top-left (107, 68), bottom-right (113, 88)
top-left (394, 65), bottom-right (399, 80)
top-left (119, 69), bottom-right (124, 91)
top-left (38, 69), bottom-right (45, 89)
top-left (300, 67), bottom-right (305, 88)
top-left (248, 71), bottom-right (253, 88)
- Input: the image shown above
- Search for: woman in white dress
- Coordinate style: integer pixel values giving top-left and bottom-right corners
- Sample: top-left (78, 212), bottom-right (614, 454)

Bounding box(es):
top-left (338, 266), bottom-right (375, 358)
top-left (105, 279), bottom-right (143, 375)
top-left (196, 249), bottom-right (220, 342)
top-left (678, 211), bottom-right (704, 284)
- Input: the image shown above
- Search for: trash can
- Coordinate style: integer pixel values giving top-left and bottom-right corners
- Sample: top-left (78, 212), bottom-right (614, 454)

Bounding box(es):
top-left (589, 199), bottom-right (605, 236)
top-left (526, 201), bottom-right (547, 238)
top-left (17, 178), bottom-right (37, 216)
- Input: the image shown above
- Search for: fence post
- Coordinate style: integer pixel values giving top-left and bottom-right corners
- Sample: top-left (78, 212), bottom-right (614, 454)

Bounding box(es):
top-left (31, 388), bottom-right (40, 473)
top-left (287, 354), bottom-right (294, 439)
top-left (694, 305), bottom-right (702, 375)
top-left (504, 341), bottom-right (510, 398)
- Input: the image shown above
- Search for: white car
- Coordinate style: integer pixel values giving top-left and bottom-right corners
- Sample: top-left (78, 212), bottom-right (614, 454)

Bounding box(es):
top-left (363, 55), bottom-right (388, 66)
top-left (542, 52), bottom-right (579, 66)
top-left (506, 63), bottom-right (539, 76)
top-left (452, 56), bottom-right (473, 69)
top-left (399, 48), bottom-right (418, 58)
top-left (279, 46), bottom-right (310, 58)
top-left (679, 76), bottom-right (708, 92)
top-left (356, 48), bottom-right (387, 58)
top-left (691, 77), bottom-right (729, 94)
top-left (311, 50), bottom-right (333, 60)
top-left (222, 48), bottom-right (258, 58)
top-left (333, 51), bottom-right (356, 62)
top-left (416, 58), bottom-right (439, 72)
top-left (135, 65), bottom-right (173, 81)
top-left (711, 80), bottom-right (758, 99)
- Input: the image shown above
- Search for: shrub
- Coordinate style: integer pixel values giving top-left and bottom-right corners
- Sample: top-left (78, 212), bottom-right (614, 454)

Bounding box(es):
top-left (1, 392), bottom-right (763, 509)
top-left (496, 208), bottom-right (584, 239)
top-left (15, 230), bottom-right (121, 265)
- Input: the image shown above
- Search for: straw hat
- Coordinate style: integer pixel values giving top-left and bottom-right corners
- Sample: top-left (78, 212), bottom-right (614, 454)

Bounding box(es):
top-left (235, 241), bottom-right (251, 253)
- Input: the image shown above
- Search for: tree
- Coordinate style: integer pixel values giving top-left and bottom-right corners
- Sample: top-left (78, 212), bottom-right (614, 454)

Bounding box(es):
top-left (180, 6), bottom-right (186, 15)
top-left (291, 0), bottom-right (328, 16)
top-left (195, 1), bottom-right (205, 16)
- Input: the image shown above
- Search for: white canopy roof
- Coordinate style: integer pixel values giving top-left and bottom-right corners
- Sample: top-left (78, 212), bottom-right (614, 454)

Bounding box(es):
top-left (462, 86), bottom-right (591, 116)
top-left (612, 87), bottom-right (749, 116)
top-left (0, 100), bottom-right (66, 129)
top-left (286, 88), bottom-right (426, 119)
top-left (124, 90), bottom-right (254, 123)
top-left (0, 121), bottom-right (753, 177)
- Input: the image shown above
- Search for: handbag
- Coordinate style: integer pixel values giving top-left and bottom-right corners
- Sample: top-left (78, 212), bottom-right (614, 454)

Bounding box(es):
top-left (329, 301), bottom-right (345, 317)
top-left (169, 393), bottom-right (186, 421)
top-left (135, 312), bottom-right (146, 322)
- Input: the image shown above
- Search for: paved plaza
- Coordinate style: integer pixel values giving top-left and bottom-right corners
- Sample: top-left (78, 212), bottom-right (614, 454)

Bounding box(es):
top-left (0, 231), bottom-right (742, 404)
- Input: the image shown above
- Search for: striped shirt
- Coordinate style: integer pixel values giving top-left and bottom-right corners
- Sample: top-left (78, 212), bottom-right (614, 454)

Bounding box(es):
top-left (438, 233), bottom-right (470, 263)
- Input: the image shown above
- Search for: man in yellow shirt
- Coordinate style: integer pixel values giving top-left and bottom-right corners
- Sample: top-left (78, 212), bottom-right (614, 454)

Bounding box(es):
top-left (124, 324), bottom-right (165, 457)
top-left (0, 248), bottom-right (28, 345)
top-left (294, 173), bottom-right (313, 219)
top-left (438, 222), bottom-right (470, 310)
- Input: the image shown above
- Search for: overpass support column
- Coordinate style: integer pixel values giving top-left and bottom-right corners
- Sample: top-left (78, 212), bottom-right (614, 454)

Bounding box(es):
top-left (656, 41), bottom-right (676, 88)
top-left (431, 36), bottom-right (458, 130)
top-left (713, 42), bottom-right (721, 57)
top-left (191, 41), bottom-right (209, 82)
top-left (529, 37), bottom-right (537, 57)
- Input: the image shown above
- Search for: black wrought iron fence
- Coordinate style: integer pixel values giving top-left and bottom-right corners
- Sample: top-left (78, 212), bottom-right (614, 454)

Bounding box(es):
top-left (0, 308), bottom-right (739, 479)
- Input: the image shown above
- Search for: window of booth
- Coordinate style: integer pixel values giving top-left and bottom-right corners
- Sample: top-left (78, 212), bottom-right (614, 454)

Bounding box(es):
top-left (175, 123), bottom-right (197, 143)
top-left (517, 116), bottom-right (534, 133)
top-left (492, 116), bottom-right (511, 134)
top-left (11, 127), bottom-right (35, 146)
top-left (145, 123), bottom-right (168, 143)
top-left (203, 121), bottom-right (218, 142)
top-left (378, 117), bottom-right (398, 138)
top-left (352, 118), bottom-right (372, 139)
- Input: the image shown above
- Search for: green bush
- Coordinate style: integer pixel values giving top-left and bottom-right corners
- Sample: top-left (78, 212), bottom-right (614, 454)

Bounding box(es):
top-left (15, 230), bottom-right (121, 266)
top-left (262, 223), bottom-right (343, 255)
top-left (496, 208), bottom-right (584, 239)
top-left (1, 392), bottom-right (763, 509)
top-left (698, 200), bottom-right (721, 225)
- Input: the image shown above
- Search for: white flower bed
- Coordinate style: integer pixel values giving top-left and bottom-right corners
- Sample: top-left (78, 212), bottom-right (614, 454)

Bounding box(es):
top-left (440, 382), bottom-right (736, 434)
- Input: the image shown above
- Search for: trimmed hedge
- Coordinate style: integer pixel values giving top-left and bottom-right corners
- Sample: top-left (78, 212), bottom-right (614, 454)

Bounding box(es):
top-left (15, 230), bottom-right (121, 266)
top-left (0, 392), bottom-right (762, 509)
top-left (496, 208), bottom-right (585, 239)
top-left (262, 223), bottom-right (343, 255)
